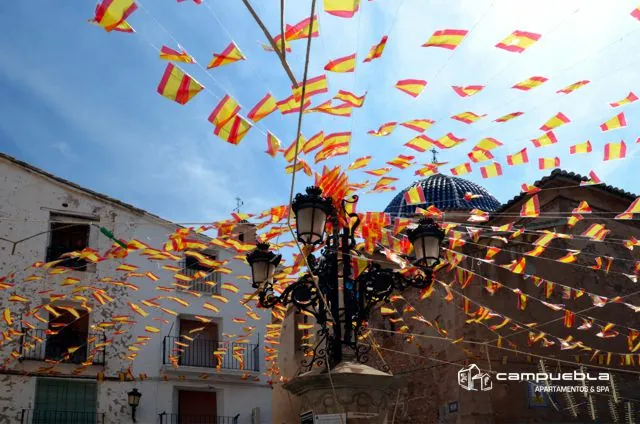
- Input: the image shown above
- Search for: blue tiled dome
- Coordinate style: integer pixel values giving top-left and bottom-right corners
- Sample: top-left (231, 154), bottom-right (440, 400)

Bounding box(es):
top-left (384, 174), bottom-right (501, 218)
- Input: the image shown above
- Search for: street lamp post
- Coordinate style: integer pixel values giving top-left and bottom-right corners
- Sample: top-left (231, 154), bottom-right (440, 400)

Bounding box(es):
top-left (246, 186), bottom-right (445, 371)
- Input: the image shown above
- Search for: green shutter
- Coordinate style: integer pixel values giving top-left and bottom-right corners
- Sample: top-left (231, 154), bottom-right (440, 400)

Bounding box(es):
top-left (34, 379), bottom-right (97, 424)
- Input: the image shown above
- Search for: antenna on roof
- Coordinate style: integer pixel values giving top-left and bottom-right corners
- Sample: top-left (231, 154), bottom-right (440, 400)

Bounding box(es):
top-left (234, 197), bottom-right (244, 214)
top-left (430, 148), bottom-right (439, 164)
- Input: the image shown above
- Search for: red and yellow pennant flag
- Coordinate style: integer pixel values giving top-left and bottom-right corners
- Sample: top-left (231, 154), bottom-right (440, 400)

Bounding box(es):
top-left (159, 46), bottom-right (195, 64)
top-left (538, 157), bottom-right (560, 170)
top-left (563, 311), bottom-right (575, 328)
top-left (451, 111), bottom-right (486, 124)
top-left (603, 141), bottom-right (627, 161)
top-left (422, 29), bottom-right (468, 50)
top-left (609, 91), bottom-right (638, 108)
top-left (600, 112), bottom-right (627, 131)
top-left (506, 148), bottom-right (529, 166)
top-left (302, 131), bottom-right (324, 154)
top-left (334, 90), bottom-right (366, 107)
top-left (208, 94), bottom-right (240, 127)
top-left (92, 0), bottom-right (137, 32)
top-left (467, 149), bottom-right (493, 163)
top-left (400, 119), bottom-right (435, 132)
top-left (368, 122), bottom-right (397, 137)
top-left (283, 136), bottom-right (306, 162)
top-left (395, 79), bottom-right (427, 98)
top-left (452, 85), bottom-right (484, 97)
top-left (531, 131), bottom-right (557, 148)
top-left (558, 250), bottom-right (579, 263)
top-left (615, 197), bottom-right (640, 220)
top-left (450, 162), bottom-right (472, 176)
top-left (247, 93), bottom-right (277, 123)
top-left (363, 36), bottom-right (388, 62)
top-left (434, 133), bottom-right (465, 149)
top-left (293, 75), bottom-right (328, 100)
top-left (573, 200), bottom-right (592, 214)
top-left (480, 162), bottom-right (502, 179)
top-left (157, 63), bottom-right (204, 105)
top-left (580, 170), bottom-right (602, 186)
top-left (520, 195), bottom-right (540, 217)
top-left (495, 30), bottom-right (541, 53)
top-left (214, 114), bottom-right (252, 145)
top-left (207, 42), bottom-right (245, 68)
top-left (404, 135), bottom-right (434, 152)
top-left (276, 94), bottom-right (311, 115)
top-left (569, 140), bottom-right (592, 155)
top-left (324, 0), bottom-right (360, 18)
top-left (387, 154), bottom-right (415, 169)
top-left (265, 132), bottom-right (281, 158)
top-left (556, 80), bottom-right (590, 94)
top-left (324, 53), bottom-right (356, 73)
top-left (540, 112), bottom-right (570, 131)
top-left (512, 76), bottom-right (547, 91)
top-left (404, 185), bottom-right (426, 205)
top-left (284, 15), bottom-right (319, 41)
top-left (473, 138), bottom-right (503, 152)
top-left (494, 111), bottom-right (523, 122)
top-left (364, 167), bottom-right (391, 176)
top-left (347, 155), bottom-right (371, 170)
top-left (505, 258), bottom-right (527, 274)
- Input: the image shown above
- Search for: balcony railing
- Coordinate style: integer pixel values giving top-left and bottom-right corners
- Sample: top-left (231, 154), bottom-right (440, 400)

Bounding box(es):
top-left (19, 329), bottom-right (106, 365)
top-left (21, 409), bottom-right (104, 424)
top-left (181, 268), bottom-right (221, 294)
top-left (163, 336), bottom-right (259, 371)
top-left (159, 413), bottom-right (239, 424)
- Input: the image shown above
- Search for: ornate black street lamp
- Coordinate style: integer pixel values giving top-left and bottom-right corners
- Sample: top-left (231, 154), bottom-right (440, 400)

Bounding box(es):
top-left (246, 186), bottom-right (445, 371)
top-left (127, 388), bottom-right (142, 422)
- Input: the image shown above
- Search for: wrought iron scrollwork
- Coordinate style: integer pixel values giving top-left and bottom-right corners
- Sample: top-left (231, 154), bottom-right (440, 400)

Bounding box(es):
top-left (301, 327), bottom-right (329, 372)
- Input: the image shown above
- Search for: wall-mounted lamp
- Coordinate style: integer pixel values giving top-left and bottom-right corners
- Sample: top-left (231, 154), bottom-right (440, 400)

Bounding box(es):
top-left (127, 388), bottom-right (142, 422)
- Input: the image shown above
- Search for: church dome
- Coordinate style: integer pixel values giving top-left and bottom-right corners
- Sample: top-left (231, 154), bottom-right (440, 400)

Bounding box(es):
top-left (384, 174), bottom-right (501, 218)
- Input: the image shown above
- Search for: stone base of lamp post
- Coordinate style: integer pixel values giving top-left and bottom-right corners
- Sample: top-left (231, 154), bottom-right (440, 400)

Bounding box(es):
top-left (283, 361), bottom-right (396, 424)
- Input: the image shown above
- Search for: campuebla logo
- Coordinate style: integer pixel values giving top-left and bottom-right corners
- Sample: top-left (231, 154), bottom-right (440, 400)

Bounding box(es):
top-left (458, 364), bottom-right (493, 391)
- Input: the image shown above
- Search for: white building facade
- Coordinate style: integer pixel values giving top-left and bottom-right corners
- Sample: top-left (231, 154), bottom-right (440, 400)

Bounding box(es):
top-left (0, 153), bottom-right (272, 424)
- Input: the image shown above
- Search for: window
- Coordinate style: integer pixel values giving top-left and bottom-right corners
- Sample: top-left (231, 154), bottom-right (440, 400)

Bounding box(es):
top-left (34, 379), bottom-right (98, 424)
top-left (46, 214), bottom-right (91, 271)
top-left (182, 252), bottom-right (220, 293)
top-left (238, 233), bottom-right (245, 242)
top-left (177, 319), bottom-right (219, 368)
top-left (45, 309), bottom-right (89, 364)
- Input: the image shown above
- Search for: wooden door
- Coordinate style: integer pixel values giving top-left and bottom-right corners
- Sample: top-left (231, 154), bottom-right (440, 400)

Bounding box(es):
top-left (179, 390), bottom-right (217, 423)
top-left (179, 319), bottom-right (218, 367)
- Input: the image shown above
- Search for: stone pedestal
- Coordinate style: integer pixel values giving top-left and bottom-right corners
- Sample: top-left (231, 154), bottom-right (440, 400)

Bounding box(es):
top-left (283, 361), bottom-right (396, 424)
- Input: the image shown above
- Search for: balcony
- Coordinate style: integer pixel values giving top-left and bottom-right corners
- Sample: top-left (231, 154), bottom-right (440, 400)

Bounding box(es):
top-left (181, 268), bottom-right (221, 294)
top-left (21, 409), bottom-right (104, 424)
top-left (159, 413), bottom-right (239, 424)
top-left (163, 336), bottom-right (259, 372)
top-left (20, 329), bottom-right (106, 365)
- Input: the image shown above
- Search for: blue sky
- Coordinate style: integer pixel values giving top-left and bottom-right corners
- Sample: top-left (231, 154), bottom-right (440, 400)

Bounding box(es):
top-left (0, 0), bottom-right (639, 226)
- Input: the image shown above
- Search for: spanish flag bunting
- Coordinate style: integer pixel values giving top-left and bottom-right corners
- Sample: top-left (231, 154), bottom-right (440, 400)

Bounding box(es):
top-left (544, 281), bottom-right (554, 298)
top-left (539, 112), bottom-right (570, 131)
top-left (387, 154), bottom-right (415, 169)
top-left (247, 93), bottom-right (277, 123)
top-left (395, 79), bottom-right (427, 98)
top-left (292, 75), bottom-right (328, 101)
top-left (265, 132), bottom-right (281, 158)
top-left (464, 192), bottom-right (483, 201)
top-left (572, 200), bottom-right (591, 214)
top-left (364, 167), bottom-right (391, 176)
top-left (512, 76), bottom-right (547, 90)
top-left (157, 63), bottom-right (204, 105)
top-left (324, 53), bottom-right (356, 73)
top-left (363, 35), bottom-right (388, 62)
top-left (116, 264), bottom-right (138, 272)
top-left (264, 34), bottom-right (291, 53)
top-left (404, 185), bottom-right (427, 206)
top-left (494, 111), bottom-right (524, 122)
top-left (276, 94), bottom-right (311, 114)
top-left (479, 162), bottom-right (502, 179)
top-left (450, 162), bottom-right (472, 176)
top-left (373, 177), bottom-right (398, 190)
top-left (520, 195), bottom-right (540, 217)
top-left (452, 85), bottom-right (484, 97)
top-left (531, 131), bottom-right (557, 148)
top-left (495, 30), bottom-right (541, 53)
top-left (351, 256), bottom-right (369, 279)
top-left (558, 250), bottom-right (579, 263)
top-left (347, 155), bottom-right (371, 170)
top-left (404, 134), bottom-right (434, 153)
top-left (309, 101), bottom-right (352, 117)
top-left (434, 133), bottom-right (465, 149)
top-left (208, 42), bottom-right (246, 69)
top-left (208, 94), bottom-right (240, 127)
top-left (615, 197), bottom-right (640, 220)
top-left (506, 148), bottom-right (529, 166)
top-left (400, 119), bottom-right (435, 132)
top-left (92, 0), bottom-right (137, 32)
top-left (3, 308), bottom-right (12, 326)
top-left (473, 137), bottom-right (503, 151)
top-left (569, 140), bottom-right (592, 154)
top-left (603, 140), bottom-right (627, 161)
top-left (324, 0), bottom-right (360, 18)
top-left (609, 91), bottom-right (638, 108)
top-left (334, 90), bottom-right (366, 107)
top-left (301, 131), bottom-right (324, 154)
top-left (600, 112), bottom-right (627, 131)
top-left (467, 149), bottom-right (493, 163)
top-left (144, 326), bottom-right (161, 333)
top-left (368, 122), bottom-right (397, 136)
top-left (582, 223), bottom-right (608, 240)
top-left (159, 46), bottom-right (195, 64)
top-left (214, 114), bottom-right (252, 145)
top-left (422, 29), bottom-right (468, 50)
top-left (566, 214), bottom-right (582, 228)
top-left (284, 15), bottom-right (319, 41)
top-left (632, 6), bottom-right (640, 20)
top-left (579, 170), bottom-right (602, 186)
top-left (557, 79), bottom-right (591, 94)
top-left (451, 111), bottom-right (486, 124)
top-left (538, 157), bottom-right (560, 170)
top-left (415, 165), bottom-right (438, 176)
